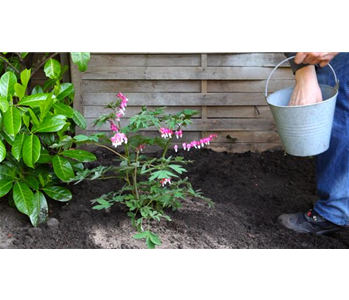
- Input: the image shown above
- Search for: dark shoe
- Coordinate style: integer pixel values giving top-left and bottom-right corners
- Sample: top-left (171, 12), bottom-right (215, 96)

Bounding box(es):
top-left (278, 209), bottom-right (344, 235)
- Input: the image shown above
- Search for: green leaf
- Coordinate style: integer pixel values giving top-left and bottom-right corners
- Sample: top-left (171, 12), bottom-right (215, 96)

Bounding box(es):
top-left (42, 186), bottom-right (72, 202)
top-left (31, 86), bottom-right (43, 95)
top-left (13, 182), bottom-right (35, 216)
top-left (61, 149), bottom-right (96, 162)
top-left (148, 232), bottom-right (161, 245)
top-left (44, 59), bottom-right (61, 79)
top-left (93, 198), bottom-right (112, 210)
top-left (0, 165), bottom-right (15, 180)
top-left (72, 108), bottom-right (86, 129)
top-left (14, 83), bottom-right (25, 100)
top-left (133, 231), bottom-right (149, 240)
top-left (39, 93), bottom-right (54, 120)
top-left (0, 71), bottom-right (17, 99)
top-left (149, 170), bottom-right (178, 181)
top-left (0, 179), bottom-right (13, 197)
top-left (28, 108), bottom-right (40, 126)
top-left (22, 175), bottom-right (40, 190)
top-left (0, 130), bottom-right (15, 145)
top-left (20, 69), bottom-right (31, 89)
top-left (4, 106), bottom-right (21, 136)
top-left (57, 83), bottom-right (74, 101)
top-left (53, 102), bottom-right (74, 118)
top-left (71, 52), bottom-right (90, 72)
top-left (34, 115), bottom-right (66, 133)
top-left (18, 93), bottom-right (50, 107)
top-left (29, 191), bottom-right (48, 227)
top-left (22, 115), bottom-right (30, 128)
top-left (36, 149), bottom-right (53, 163)
top-left (0, 139), bottom-right (6, 162)
top-left (21, 53), bottom-right (29, 59)
top-left (168, 164), bottom-right (187, 174)
top-left (52, 155), bottom-right (74, 182)
top-left (11, 132), bottom-right (26, 161)
top-left (22, 134), bottom-right (41, 168)
top-left (0, 96), bottom-right (9, 113)
top-left (146, 237), bottom-right (155, 249)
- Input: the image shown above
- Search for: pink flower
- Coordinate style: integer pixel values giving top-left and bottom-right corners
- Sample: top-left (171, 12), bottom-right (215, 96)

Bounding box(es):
top-left (174, 145), bottom-right (178, 152)
top-left (183, 134), bottom-right (217, 151)
top-left (159, 127), bottom-right (174, 139)
top-left (117, 92), bottom-right (128, 102)
top-left (111, 132), bottom-right (128, 148)
top-left (160, 178), bottom-right (171, 187)
top-left (175, 130), bottom-right (183, 139)
top-left (138, 144), bottom-right (146, 152)
top-left (109, 121), bottom-right (119, 132)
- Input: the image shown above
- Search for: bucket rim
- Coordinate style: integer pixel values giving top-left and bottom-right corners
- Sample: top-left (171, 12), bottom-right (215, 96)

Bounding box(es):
top-left (266, 84), bottom-right (338, 108)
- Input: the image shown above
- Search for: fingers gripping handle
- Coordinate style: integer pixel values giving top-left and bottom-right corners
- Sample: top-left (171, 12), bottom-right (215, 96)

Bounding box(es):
top-left (264, 56), bottom-right (339, 98)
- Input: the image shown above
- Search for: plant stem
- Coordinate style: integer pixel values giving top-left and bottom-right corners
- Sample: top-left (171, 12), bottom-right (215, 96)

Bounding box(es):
top-left (94, 143), bottom-right (127, 160)
top-left (133, 150), bottom-right (140, 200)
top-left (0, 54), bottom-right (20, 74)
top-left (161, 137), bottom-right (173, 159)
top-left (14, 53), bottom-right (26, 68)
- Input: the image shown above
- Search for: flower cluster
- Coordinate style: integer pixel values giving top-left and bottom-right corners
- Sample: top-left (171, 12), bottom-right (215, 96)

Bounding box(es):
top-left (159, 128), bottom-right (183, 139)
top-left (109, 93), bottom-right (129, 148)
top-left (175, 130), bottom-right (183, 139)
top-left (181, 134), bottom-right (217, 151)
top-left (111, 132), bottom-right (128, 148)
top-left (159, 128), bottom-right (174, 139)
top-left (115, 92), bottom-right (129, 121)
top-left (160, 178), bottom-right (171, 187)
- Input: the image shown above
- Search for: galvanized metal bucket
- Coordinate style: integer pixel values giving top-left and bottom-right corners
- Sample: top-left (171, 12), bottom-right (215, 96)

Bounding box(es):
top-left (265, 56), bottom-right (339, 157)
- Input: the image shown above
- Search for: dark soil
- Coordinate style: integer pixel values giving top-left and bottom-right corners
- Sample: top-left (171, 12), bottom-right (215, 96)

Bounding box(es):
top-left (1, 148), bottom-right (349, 249)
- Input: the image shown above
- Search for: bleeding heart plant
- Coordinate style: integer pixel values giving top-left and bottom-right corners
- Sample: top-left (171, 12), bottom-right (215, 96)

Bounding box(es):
top-left (70, 93), bottom-right (215, 249)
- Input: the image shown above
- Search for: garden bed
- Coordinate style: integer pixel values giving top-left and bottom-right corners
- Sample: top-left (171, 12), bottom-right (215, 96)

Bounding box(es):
top-left (1, 148), bottom-right (349, 249)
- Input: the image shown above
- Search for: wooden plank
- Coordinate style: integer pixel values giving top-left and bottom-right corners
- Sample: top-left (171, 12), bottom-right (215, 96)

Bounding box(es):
top-left (84, 106), bottom-right (202, 118)
top-left (83, 92), bottom-right (268, 106)
top-left (207, 106), bottom-right (273, 118)
top-left (208, 53), bottom-right (289, 67)
top-left (208, 79), bottom-right (295, 93)
top-left (207, 131), bottom-right (280, 143)
top-left (86, 118), bottom-right (276, 131)
top-left (83, 66), bottom-right (293, 80)
top-left (208, 143), bottom-right (282, 153)
top-left (83, 80), bottom-right (201, 93)
top-left (89, 54), bottom-right (201, 67)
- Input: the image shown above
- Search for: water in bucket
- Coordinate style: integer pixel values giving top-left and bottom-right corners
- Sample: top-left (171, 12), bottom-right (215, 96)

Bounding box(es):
top-left (265, 56), bottom-right (339, 157)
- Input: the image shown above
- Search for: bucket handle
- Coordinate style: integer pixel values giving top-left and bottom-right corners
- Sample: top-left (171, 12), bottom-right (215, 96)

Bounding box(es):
top-left (264, 55), bottom-right (339, 99)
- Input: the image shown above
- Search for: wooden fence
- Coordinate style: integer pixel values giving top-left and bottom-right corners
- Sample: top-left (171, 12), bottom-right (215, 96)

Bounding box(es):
top-left (70, 53), bottom-right (295, 152)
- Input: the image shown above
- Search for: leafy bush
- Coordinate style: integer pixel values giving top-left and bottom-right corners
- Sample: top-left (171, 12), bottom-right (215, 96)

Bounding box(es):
top-left (0, 52), bottom-right (92, 226)
top-left (70, 93), bottom-right (216, 248)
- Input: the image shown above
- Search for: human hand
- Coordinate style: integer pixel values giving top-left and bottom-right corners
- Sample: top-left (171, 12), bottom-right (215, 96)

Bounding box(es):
top-left (289, 65), bottom-right (323, 106)
top-left (294, 52), bottom-right (339, 67)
